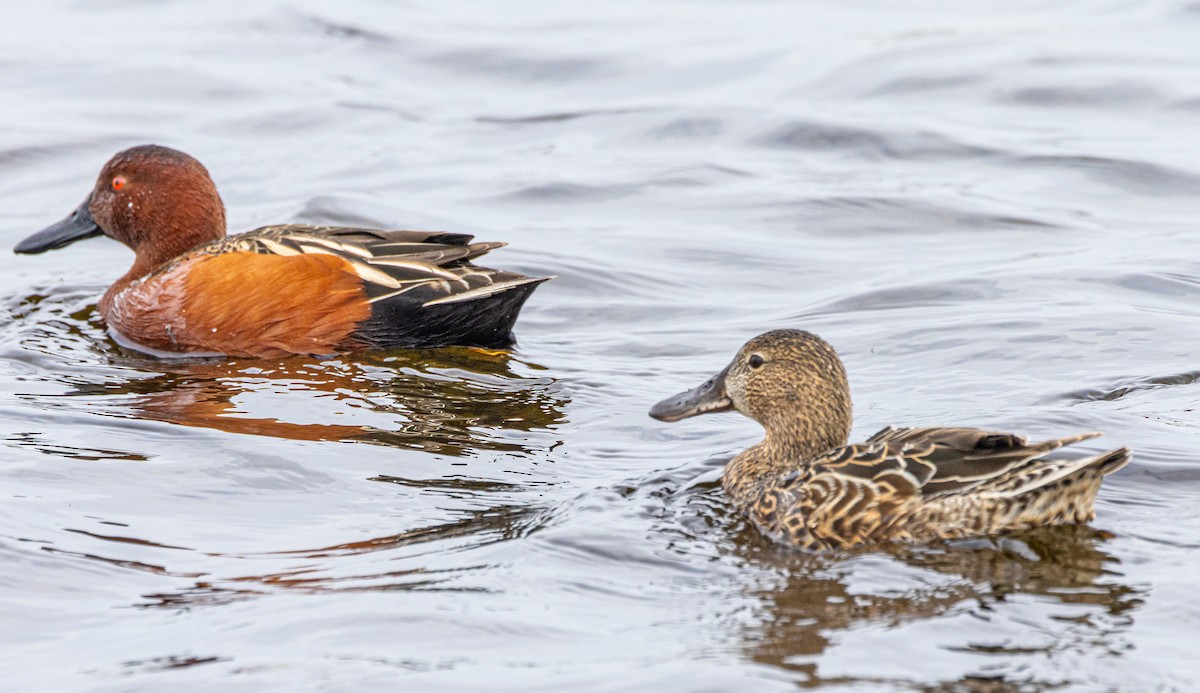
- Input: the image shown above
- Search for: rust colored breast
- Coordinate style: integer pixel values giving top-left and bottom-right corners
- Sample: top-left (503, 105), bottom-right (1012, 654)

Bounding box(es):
top-left (101, 252), bottom-right (371, 358)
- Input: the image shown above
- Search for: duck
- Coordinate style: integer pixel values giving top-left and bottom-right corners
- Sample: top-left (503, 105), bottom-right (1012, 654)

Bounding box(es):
top-left (13, 145), bottom-right (549, 358)
top-left (649, 329), bottom-right (1130, 551)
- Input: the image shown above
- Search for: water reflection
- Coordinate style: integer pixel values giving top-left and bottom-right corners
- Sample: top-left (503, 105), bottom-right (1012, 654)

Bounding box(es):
top-left (104, 351), bottom-right (565, 456)
top-left (46, 486), bottom-right (555, 609)
top-left (10, 292), bottom-right (568, 456)
top-left (648, 471), bottom-right (1144, 688)
top-left (739, 525), bottom-right (1143, 687)
top-left (247, 494), bottom-right (547, 560)
top-left (7, 432), bottom-right (150, 461)
top-left (131, 499), bottom-right (551, 608)
top-left (6, 291), bottom-right (564, 615)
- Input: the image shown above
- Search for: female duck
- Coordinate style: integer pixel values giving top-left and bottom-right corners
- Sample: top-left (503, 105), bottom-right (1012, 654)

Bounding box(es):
top-left (650, 329), bottom-right (1130, 550)
top-left (14, 145), bottom-right (548, 358)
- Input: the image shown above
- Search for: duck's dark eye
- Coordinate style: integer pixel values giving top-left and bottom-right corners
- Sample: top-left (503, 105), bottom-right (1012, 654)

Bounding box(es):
top-left (748, 354), bottom-right (765, 369)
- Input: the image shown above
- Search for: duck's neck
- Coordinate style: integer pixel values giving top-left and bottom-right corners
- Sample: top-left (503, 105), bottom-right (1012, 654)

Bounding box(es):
top-left (130, 221), bottom-right (225, 278)
top-left (722, 432), bottom-right (834, 507)
top-left (109, 179), bottom-right (228, 281)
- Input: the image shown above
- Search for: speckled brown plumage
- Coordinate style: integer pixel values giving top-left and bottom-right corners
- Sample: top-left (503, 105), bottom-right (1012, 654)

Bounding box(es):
top-left (649, 329), bottom-right (1130, 551)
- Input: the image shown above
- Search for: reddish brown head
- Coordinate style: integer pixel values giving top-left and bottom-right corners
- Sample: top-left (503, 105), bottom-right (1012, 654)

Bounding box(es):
top-left (15, 145), bottom-right (227, 276)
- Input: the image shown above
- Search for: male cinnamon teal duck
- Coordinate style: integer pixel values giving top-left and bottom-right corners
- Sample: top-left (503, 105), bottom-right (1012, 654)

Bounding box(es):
top-left (14, 145), bottom-right (549, 358)
top-left (649, 329), bottom-right (1130, 551)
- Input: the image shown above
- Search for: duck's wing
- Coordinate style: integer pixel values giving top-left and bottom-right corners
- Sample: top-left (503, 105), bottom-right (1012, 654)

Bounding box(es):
top-left (219, 225), bottom-right (549, 305)
top-left (823, 427), bottom-right (1105, 496)
top-left (758, 428), bottom-right (1128, 550)
top-left (864, 425), bottom-right (1026, 450)
top-left (208, 225), bottom-right (549, 350)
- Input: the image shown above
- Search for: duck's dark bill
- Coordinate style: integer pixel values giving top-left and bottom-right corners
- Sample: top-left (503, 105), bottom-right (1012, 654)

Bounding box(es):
top-left (649, 366), bottom-right (733, 422)
top-left (15, 198), bottom-right (102, 254)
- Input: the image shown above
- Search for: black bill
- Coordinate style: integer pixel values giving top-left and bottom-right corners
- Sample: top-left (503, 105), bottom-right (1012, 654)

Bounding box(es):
top-left (649, 365), bottom-right (733, 422)
top-left (15, 197), bottom-right (102, 254)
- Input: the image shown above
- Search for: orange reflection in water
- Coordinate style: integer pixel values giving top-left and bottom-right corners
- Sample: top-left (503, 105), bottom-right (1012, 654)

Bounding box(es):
top-left (66, 345), bottom-right (568, 456)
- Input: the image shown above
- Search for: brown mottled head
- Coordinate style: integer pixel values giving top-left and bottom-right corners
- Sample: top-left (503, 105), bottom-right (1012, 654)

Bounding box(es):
top-left (16, 145), bottom-right (227, 275)
top-left (650, 329), bottom-right (853, 457)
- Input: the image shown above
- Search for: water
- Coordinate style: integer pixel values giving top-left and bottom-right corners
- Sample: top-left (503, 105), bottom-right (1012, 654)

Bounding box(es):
top-left (2, 0), bottom-right (1199, 689)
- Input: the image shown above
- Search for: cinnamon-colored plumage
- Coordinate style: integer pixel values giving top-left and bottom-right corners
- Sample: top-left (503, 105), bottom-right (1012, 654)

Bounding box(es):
top-left (102, 252), bottom-right (371, 358)
top-left (15, 145), bottom-right (548, 357)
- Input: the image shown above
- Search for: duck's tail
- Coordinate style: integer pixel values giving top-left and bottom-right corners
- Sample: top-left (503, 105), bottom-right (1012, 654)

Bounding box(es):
top-left (1083, 446), bottom-right (1133, 477)
top-left (356, 273), bottom-right (550, 350)
top-left (982, 443), bottom-right (1131, 529)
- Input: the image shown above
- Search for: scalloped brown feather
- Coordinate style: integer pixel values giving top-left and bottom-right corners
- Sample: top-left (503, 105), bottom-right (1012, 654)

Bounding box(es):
top-left (747, 429), bottom-right (1130, 550)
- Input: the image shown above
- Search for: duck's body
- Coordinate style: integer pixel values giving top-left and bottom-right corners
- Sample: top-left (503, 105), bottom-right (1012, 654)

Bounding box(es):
top-left (738, 425), bottom-right (1129, 551)
top-left (650, 330), bottom-right (1130, 551)
top-left (15, 146), bottom-right (547, 358)
top-left (97, 224), bottom-right (546, 358)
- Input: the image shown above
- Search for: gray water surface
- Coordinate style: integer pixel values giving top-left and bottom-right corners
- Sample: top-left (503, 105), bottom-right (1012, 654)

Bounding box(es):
top-left (2, 1), bottom-right (1199, 690)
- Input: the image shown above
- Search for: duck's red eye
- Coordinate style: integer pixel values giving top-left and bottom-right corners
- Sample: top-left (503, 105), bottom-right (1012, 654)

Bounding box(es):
top-left (112, 176), bottom-right (126, 191)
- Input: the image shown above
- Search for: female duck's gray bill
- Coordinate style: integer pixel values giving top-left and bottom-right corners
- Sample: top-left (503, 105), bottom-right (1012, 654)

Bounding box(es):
top-left (14, 197), bottom-right (102, 254)
top-left (649, 366), bottom-right (733, 422)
